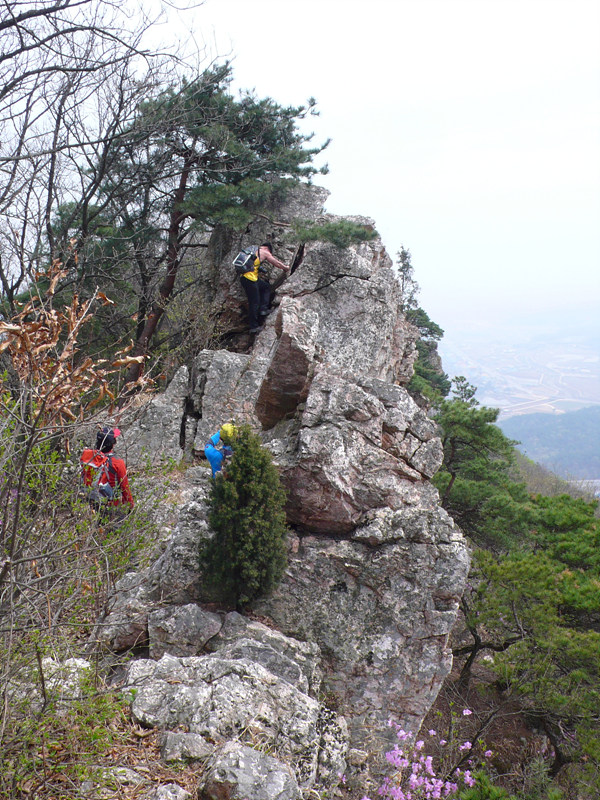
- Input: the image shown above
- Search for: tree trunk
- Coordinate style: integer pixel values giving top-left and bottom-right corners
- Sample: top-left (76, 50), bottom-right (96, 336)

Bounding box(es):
top-left (125, 159), bottom-right (192, 387)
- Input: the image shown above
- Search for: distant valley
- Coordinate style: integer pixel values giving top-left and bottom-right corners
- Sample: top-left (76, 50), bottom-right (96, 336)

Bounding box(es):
top-left (437, 310), bottom-right (599, 480)
top-left (439, 319), bottom-right (599, 419)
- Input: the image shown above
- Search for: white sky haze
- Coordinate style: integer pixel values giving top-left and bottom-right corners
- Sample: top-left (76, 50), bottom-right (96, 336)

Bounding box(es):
top-left (161, 0), bottom-right (600, 338)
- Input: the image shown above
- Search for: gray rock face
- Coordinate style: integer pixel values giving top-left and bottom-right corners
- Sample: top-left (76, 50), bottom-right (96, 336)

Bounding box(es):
top-left (199, 741), bottom-right (300, 800)
top-left (126, 652), bottom-right (347, 789)
top-left (176, 226), bottom-right (438, 536)
top-left (123, 367), bottom-right (190, 465)
top-left (255, 298), bottom-right (319, 427)
top-left (275, 233), bottom-right (415, 386)
top-left (255, 506), bottom-right (469, 746)
top-left (93, 475), bottom-right (213, 652)
top-left (177, 250), bottom-right (435, 537)
top-left (148, 604), bottom-right (222, 659)
top-left (206, 611), bottom-right (323, 694)
top-left (99, 186), bottom-right (470, 782)
top-left (272, 372), bottom-right (444, 534)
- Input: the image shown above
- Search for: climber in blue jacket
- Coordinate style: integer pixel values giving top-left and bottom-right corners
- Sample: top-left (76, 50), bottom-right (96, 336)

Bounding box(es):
top-left (204, 431), bottom-right (233, 478)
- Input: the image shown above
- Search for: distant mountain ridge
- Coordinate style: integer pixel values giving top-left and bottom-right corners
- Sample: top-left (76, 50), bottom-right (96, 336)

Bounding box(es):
top-left (498, 405), bottom-right (600, 479)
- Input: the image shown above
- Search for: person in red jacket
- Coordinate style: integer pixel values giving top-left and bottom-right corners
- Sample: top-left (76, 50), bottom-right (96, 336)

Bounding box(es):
top-left (80, 426), bottom-right (134, 510)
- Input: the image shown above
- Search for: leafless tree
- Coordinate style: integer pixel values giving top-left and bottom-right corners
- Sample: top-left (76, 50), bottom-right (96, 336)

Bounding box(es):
top-left (0, 0), bottom-right (180, 310)
top-left (0, 1), bottom-right (323, 391)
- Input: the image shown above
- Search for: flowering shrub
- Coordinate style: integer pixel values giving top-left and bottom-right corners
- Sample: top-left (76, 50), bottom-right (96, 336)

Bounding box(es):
top-left (359, 712), bottom-right (494, 800)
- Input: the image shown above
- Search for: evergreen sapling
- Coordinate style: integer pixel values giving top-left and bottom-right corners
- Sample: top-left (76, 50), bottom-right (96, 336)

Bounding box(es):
top-left (202, 425), bottom-right (288, 607)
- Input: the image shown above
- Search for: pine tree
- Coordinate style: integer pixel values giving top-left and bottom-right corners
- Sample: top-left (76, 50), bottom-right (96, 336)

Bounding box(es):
top-left (394, 248), bottom-right (451, 400)
top-left (406, 306), bottom-right (451, 399)
top-left (202, 425), bottom-right (288, 607)
top-left (464, 506), bottom-right (600, 783)
top-left (433, 378), bottom-right (531, 549)
top-left (396, 246), bottom-right (420, 312)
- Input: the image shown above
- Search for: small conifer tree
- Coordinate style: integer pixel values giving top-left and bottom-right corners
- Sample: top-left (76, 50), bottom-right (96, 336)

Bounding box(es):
top-left (202, 425), bottom-right (288, 607)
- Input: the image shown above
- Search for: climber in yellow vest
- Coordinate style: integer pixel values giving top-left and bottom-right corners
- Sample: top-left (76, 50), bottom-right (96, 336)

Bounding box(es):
top-left (240, 242), bottom-right (290, 333)
top-left (204, 422), bottom-right (238, 478)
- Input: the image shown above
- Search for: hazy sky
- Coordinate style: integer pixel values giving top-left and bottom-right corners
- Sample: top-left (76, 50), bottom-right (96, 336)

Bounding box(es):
top-left (160, 0), bottom-right (600, 337)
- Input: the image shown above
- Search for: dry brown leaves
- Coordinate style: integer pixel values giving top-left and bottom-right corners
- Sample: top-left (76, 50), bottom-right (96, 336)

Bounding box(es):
top-left (0, 258), bottom-right (149, 426)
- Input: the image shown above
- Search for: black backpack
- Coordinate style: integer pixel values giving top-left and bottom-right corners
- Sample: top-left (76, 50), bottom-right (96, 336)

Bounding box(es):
top-left (232, 245), bottom-right (258, 276)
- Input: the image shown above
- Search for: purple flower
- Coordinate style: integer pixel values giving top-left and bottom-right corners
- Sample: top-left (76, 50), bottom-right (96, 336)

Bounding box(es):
top-left (485, 750), bottom-right (493, 758)
top-left (389, 720), bottom-right (412, 742)
top-left (459, 741), bottom-right (472, 751)
top-left (385, 747), bottom-right (409, 770)
top-left (428, 729), bottom-right (437, 736)
top-left (409, 773), bottom-right (424, 788)
top-left (462, 708), bottom-right (473, 716)
top-left (463, 770), bottom-right (476, 787)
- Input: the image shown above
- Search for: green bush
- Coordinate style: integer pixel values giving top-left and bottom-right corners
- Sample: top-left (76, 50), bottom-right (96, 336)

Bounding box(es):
top-left (201, 425), bottom-right (288, 607)
top-left (0, 652), bottom-right (130, 799)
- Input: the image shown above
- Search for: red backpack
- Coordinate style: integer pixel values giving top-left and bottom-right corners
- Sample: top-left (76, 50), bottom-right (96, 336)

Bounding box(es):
top-left (81, 452), bottom-right (116, 507)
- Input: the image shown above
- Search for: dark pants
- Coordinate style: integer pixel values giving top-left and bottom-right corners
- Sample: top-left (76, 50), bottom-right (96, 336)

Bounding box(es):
top-left (240, 276), bottom-right (271, 329)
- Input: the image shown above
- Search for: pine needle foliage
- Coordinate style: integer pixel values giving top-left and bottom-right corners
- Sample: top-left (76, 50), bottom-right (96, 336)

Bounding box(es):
top-left (202, 425), bottom-right (288, 608)
top-left (288, 219), bottom-right (377, 248)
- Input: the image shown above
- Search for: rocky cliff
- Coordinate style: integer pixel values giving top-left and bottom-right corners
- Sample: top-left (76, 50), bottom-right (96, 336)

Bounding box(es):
top-left (96, 187), bottom-right (470, 798)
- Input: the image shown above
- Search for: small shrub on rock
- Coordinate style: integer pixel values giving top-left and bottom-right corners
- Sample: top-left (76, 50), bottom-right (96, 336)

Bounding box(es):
top-left (202, 425), bottom-right (288, 608)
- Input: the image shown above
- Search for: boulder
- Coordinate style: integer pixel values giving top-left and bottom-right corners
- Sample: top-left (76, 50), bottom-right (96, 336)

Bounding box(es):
top-left (148, 604), bottom-right (222, 659)
top-left (206, 612), bottom-right (322, 694)
top-left (199, 741), bottom-right (300, 800)
top-left (12, 657), bottom-right (92, 714)
top-left (80, 767), bottom-right (151, 798)
top-left (126, 652), bottom-right (347, 788)
top-left (160, 731), bottom-right (213, 762)
top-left (141, 785), bottom-right (192, 800)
